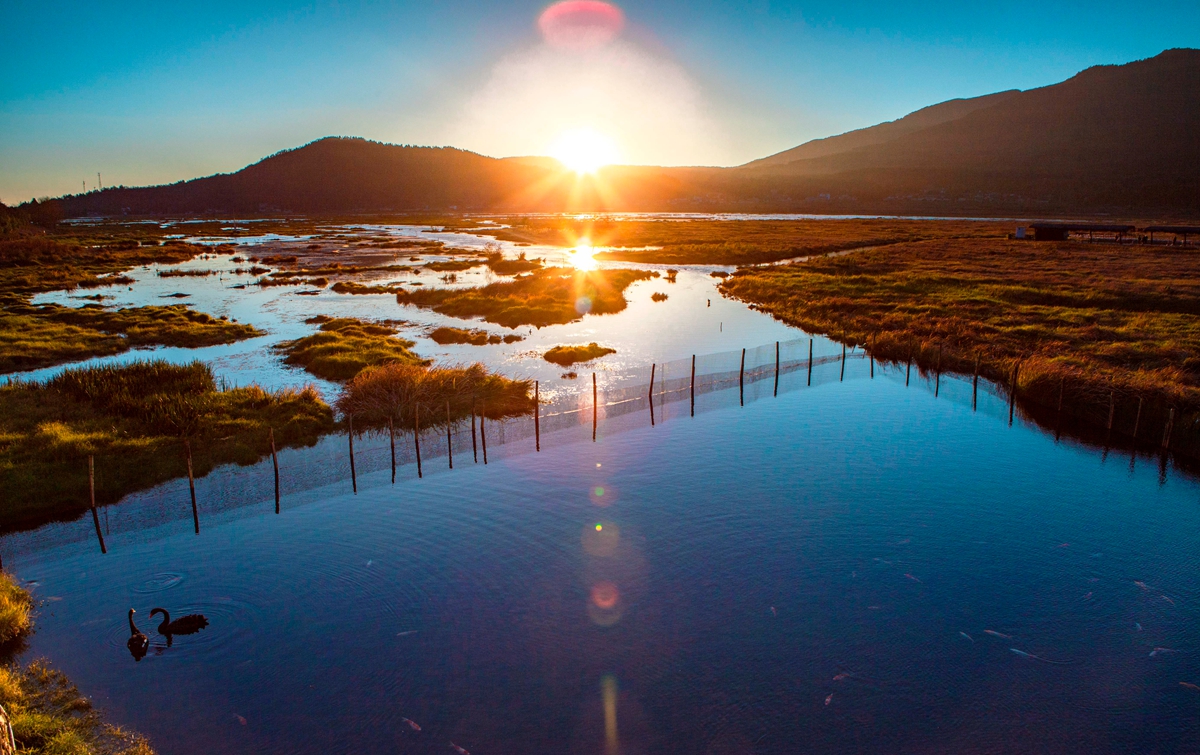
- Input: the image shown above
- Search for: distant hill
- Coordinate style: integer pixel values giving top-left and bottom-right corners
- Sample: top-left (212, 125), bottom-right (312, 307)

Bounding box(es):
top-left (55, 49), bottom-right (1199, 218)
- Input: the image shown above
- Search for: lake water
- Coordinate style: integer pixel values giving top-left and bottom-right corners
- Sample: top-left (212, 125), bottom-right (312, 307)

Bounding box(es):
top-left (7, 356), bottom-right (1199, 754)
top-left (7, 221), bottom-right (1199, 753)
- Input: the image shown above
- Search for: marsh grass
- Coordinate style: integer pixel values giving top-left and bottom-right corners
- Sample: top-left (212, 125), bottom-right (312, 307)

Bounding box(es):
top-left (337, 362), bottom-right (534, 427)
top-left (0, 572), bottom-right (32, 646)
top-left (485, 250), bottom-right (542, 275)
top-left (276, 318), bottom-right (426, 381)
top-left (0, 361), bottom-right (333, 531)
top-left (396, 267), bottom-right (655, 328)
top-left (424, 259), bottom-right (483, 272)
top-left (543, 343), bottom-right (616, 366)
top-left (723, 238), bottom-right (1200, 448)
top-left (330, 281), bottom-right (405, 295)
top-left (429, 327), bottom-right (522, 345)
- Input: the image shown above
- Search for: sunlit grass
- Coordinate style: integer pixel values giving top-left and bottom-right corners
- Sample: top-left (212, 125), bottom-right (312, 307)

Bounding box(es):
top-left (543, 343), bottom-right (616, 366)
top-left (275, 317), bottom-right (427, 381)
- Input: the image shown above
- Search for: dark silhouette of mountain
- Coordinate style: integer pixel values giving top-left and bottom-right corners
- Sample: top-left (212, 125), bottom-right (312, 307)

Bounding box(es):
top-left (742, 90), bottom-right (1021, 169)
top-left (54, 49), bottom-right (1199, 218)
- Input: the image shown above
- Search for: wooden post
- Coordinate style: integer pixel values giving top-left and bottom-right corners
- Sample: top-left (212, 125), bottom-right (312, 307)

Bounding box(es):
top-left (1133, 396), bottom-right (1143, 438)
top-left (690, 355), bottom-right (696, 417)
top-left (388, 417), bottom-right (396, 483)
top-left (1008, 363), bottom-right (1020, 426)
top-left (840, 343), bottom-right (846, 382)
top-left (905, 352), bottom-right (911, 387)
top-left (774, 341), bottom-right (780, 396)
top-left (870, 334), bottom-right (875, 379)
top-left (807, 339), bottom-right (813, 386)
top-left (185, 440), bottom-right (199, 534)
top-left (446, 400), bottom-right (453, 469)
top-left (348, 415), bottom-right (357, 494)
top-left (739, 348), bottom-right (746, 406)
top-left (592, 372), bottom-right (598, 442)
top-left (934, 345), bottom-right (942, 397)
top-left (270, 428), bottom-right (280, 513)
top-left (972, 357), bottom-right (979, 410)
top-left (649, 364), bottom-right (656, 426)
top-left (88, 456), bottom-right (106, 554)
top-left (1162, 408), bottom-right (1175, 450)
top-left (471, 401), bottom-right (478, 463)
top-left (414, 404), bottom-right (423, 478)
top-left (472, 403), bottom-right (482, 463)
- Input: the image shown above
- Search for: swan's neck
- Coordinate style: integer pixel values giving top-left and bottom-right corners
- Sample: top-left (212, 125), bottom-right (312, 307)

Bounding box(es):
top-left (157, 610), bottom-right (170, 626)
top-left (128, 611), bottom-right (138, 634)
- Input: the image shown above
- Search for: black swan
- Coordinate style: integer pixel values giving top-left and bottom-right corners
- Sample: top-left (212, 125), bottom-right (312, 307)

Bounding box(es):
top-left (149, 608), bottom-right (208, 646)
top-left (127, 609), bottom-right (149, 661)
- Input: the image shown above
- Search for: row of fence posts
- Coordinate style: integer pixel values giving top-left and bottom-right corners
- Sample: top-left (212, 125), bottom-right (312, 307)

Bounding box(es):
top-left (77, 335), bottom-right (1183, 556)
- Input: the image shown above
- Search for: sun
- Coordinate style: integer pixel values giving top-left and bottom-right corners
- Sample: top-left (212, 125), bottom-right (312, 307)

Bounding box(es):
top-left (550, 129), bottom-right (619, 175)
top-left (570, 238), bottom-right (599, 270)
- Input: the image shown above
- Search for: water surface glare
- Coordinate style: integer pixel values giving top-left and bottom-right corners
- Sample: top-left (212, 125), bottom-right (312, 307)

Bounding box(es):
top-left (10, 374), bottom-right (1200, 754)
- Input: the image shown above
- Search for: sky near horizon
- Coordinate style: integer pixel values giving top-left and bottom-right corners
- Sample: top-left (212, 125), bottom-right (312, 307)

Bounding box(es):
top-left (1, 1), bottom-right (1197, 203)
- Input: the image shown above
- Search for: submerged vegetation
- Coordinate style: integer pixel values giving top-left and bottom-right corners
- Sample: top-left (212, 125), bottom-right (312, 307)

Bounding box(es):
top-left (396, 267), bottom-right (655, 328)
top-left (337, 362), bottom-right (534, 426)
top-left (0, 360), bottom-right (333, 531)
top-left (429, 327), bottom-right (523, 345)
top-left (276, 317), bottom-right (426, 382)
top-left (724, 238), bottom-right (1200, 448)
top-left (543, 343), bottom-right (616, 366)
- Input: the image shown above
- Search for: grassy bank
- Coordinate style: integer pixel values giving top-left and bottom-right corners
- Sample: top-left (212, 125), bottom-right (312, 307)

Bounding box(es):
top-left (276, 317), bottom-right (427, 381)
top-left (0, 360), bottom-right (333, 532)
top-left (337, 362), bottom-right (534, 427)
top-left (722, 238), bottom-right (1200, 449)
top-left (0, 572), bottom-right (156, 754)
top-left (475, 217), bottom-right (1012, 265)
top-left (396, 267), bottom-right (655, 328)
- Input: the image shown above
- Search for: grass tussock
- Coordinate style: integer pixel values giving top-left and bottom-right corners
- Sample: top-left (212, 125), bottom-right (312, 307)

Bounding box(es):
top-left (337, 362), bottom-right (534, 426)
top-left (650, 292), bottom-right (669, 302)
top-left (396, 267), bottom-right (654, 328)
top-left (276, 318), bottom-right (426, 382)
top-left (485, 249), bottom-right (542, 275)
top-left (424, 259), bottom-right (483, 272)
top-left (429, 327), bottom-right (522, 346)
top-left (543, 343), bottom-right (616, 366)
top-left (0, 304), bottom-right (261, 374)
top-left (330, 281), bottom-right (404, 295)
top-left (0, 360), bottom-right (333, 531)
top-left (723, 238), bottom-right (1200, 445)
top-left (0, 572), bottom-right (32, 646)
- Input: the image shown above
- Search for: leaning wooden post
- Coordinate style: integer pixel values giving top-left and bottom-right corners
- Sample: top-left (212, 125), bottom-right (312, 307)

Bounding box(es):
top-left (1008, 362), bottom-right (1020, 426)
top-left (739, 348), bottom-right (746, 406)
top-left (388, 417), bottom-right (396, 484)
top-left (185, 440), bottom-right (199, 534)
top-left (774, 341), bottom-right (780, 396)
top-left (807, 339), bottom-right (813, 386)
top-left (840, 343), bottom-right (846, 382)
top-left (446, 400), bottom-right (453, 470)
top-left (869, 334), bottom-right (875, 379)
top-left (972, 356), bottom-right (980, 411)
top-left (934, 345), bottom-right (942, 397)
top-left (648, 364), bottom-right (656, 425)
top-left (690, 355), bottom-right (696, 417)
top-left (592, 372), bottom-right (598, 442)
top-left (1133, 396), bottom-right (1143, 438)
top-left (269, 428), bottom-right (280, 513)
top-left (348, 414), bottom-right (357, 494)
top-left (1161, 408), bottom-right (1175, 450)
top-left (471, 400), bottom-right (478, 463)
top-left (472, 403), bottom-right (482, 463)
top-left (88, 455), bottom-right (106, 554)
top-left (534, 382), bottom-right (540, 452)
top-left (905, 352), bottom-right (911, 386)
top-left (414, 404), bottom-right (423, 478)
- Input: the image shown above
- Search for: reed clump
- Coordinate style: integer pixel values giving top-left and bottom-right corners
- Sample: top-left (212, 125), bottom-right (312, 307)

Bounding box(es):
top-left (396, 267), bottom-right (654, 328)
top-left (485, 249), bottom-right (542, 275)
top-left (330, 280), bottom-right (405, 295)
top-left (723, 238), bottom-right (1200, 448)
top-left (429, 327), bottom-right (522, 346)
top-left (0, 572), bottom-right (32, 646)
top-left (543, 343), bottom-right (616, 366)
top-left (276, 318), bottom-right (426, 381)
top-left (337, 362), bottom-right (534, 426)
top-left (0, 360), bottom-right (333, 531)
top-left (424, 259), bottom-right (483, 272)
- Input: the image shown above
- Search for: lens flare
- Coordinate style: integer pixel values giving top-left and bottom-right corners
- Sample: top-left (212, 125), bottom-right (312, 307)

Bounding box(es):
top-left (591, 581), bottom-right (619, 610)
top-left (538, 1), bottom-right (625, 50)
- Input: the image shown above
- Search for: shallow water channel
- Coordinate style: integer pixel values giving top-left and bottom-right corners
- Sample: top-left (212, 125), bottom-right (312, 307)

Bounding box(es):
top-left (7, 222), bottom-right (1200, 753)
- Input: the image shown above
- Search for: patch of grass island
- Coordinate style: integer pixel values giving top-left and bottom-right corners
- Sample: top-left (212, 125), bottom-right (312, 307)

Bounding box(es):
top-left (276, 317), bottom-right (428, 382)
top-left (543, 343), bottom-right (616, 366)
top-left (429, 327), bottom-right (523, 345)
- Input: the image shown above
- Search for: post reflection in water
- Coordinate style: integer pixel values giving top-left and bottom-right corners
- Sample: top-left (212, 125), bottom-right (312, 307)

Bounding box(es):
top-left (602, 674), bottom-right (620, 755)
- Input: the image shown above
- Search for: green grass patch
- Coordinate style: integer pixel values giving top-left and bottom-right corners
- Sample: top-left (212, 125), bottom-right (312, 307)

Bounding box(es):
top-left (396, 267), bottom-right (655, 328)
top-left (0, 572), bottom-right (32, 646)
top-left (0, 360), bottom-right (333, 532)
top-left (429, 327), bottom-right (522, 346)
top-left (276, 318), bottom-right (427, 381)
top-left (543, 343), bottom-right (616, 366)
top-left (337, 362), bottom-right (534, 427)
top-left (485, 250), bottom-right (542, 275)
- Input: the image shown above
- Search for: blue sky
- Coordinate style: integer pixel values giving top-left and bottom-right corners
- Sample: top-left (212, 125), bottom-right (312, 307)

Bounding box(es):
top-left (2, 0), bottom-right (1197, 202)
